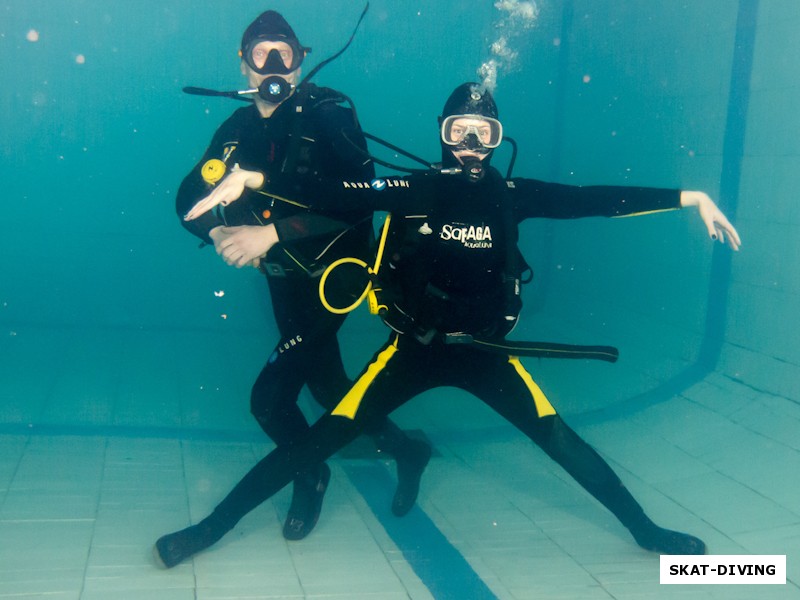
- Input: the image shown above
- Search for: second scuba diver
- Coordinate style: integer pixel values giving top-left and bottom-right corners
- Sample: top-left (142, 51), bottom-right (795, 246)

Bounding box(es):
top-left (157, 82), bottom-right (741, 567)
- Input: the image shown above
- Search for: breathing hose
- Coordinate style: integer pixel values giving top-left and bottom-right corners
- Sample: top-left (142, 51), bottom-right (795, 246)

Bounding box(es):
top-left (318, 214), bottom-right (392, 315)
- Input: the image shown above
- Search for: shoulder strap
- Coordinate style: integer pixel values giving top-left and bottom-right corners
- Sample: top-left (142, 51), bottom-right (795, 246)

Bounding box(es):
top-left (281, 83), bottom-right (353, 176)
top-left (499, 177), bottom-right (525, 334)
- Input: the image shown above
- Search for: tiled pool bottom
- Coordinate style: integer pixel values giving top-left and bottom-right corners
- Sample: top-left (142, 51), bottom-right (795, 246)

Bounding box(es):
top-left (0, 329), bottom-right (798, 599)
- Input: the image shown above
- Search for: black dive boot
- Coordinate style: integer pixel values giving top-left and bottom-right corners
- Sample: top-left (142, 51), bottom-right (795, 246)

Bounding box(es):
top-left (601, 474), bottom-right (706, 554)
top-left (627, 516), bottom-right (706, 555)
top-left (604, 482), bottom-right (706, 554)
top-left (283, 462), bottom-right (331, 540)
top-left (391, 438), bottom-right (432, 516)
top-left (153, 514), bottom-right (228, 568)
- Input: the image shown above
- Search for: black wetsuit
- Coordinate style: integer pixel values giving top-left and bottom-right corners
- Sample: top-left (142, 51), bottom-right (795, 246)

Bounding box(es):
top-left (160, 166), bottom-right (704, 563)
top-left (175, 86), bottom-right (423, 514)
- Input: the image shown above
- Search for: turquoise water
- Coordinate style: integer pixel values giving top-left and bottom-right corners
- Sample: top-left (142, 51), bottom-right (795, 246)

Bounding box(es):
top-left (1, 1), bottom-right (798, 598)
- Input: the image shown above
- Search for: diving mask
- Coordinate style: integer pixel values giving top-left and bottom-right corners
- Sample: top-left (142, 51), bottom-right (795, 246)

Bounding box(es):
top-left (241, 36), bottom-right (309, 75)
top-left (441, 115), bottom-right (503, 153)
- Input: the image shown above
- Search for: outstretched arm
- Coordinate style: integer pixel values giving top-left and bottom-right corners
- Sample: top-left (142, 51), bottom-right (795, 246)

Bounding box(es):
top-left (509, 178), bottom-right (742, 251)
top-left (679, 191), bottom-right (741, 251)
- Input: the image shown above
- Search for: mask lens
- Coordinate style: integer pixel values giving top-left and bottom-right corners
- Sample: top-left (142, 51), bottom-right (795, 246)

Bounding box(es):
top-left (244, 37), bottom-right (302, 74)
top-left (253, 46), bottom-right (292, 71)
top-left (441, 115), bottom-right (503, 149)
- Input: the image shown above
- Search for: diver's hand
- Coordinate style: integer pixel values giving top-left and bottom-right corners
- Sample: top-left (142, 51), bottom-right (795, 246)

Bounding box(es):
top-left (680, 191), bottom-right (741, 251)
top-left (209, 224), bottom-right (278, 268)
top-left (184, 164), bottom-right (265, 221)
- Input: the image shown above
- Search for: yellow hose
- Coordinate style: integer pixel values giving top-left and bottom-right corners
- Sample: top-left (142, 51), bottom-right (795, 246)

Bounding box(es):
top-left (318, 214), bottom-right (392, 315)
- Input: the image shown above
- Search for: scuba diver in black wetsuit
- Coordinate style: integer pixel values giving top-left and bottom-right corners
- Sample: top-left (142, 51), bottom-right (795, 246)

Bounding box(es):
top-left (172, 8), bottom-right (430, 545)
top-left (155, 82), bottom-right (741, 568)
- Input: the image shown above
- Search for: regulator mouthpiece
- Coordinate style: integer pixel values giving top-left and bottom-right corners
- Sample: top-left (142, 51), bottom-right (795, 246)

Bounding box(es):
top-left (257, 75), bottom-right (295, 104)
top-left (461, 156), bottom-right (486, 182)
